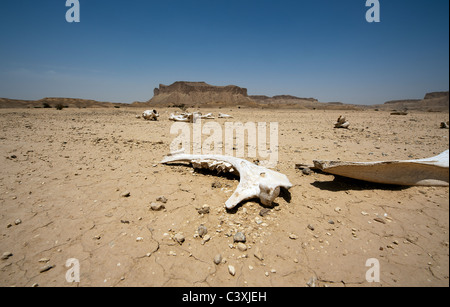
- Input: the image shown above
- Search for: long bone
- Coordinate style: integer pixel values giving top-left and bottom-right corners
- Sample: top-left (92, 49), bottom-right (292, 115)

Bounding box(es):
top-left (161, 152), bottom-right (293, 209)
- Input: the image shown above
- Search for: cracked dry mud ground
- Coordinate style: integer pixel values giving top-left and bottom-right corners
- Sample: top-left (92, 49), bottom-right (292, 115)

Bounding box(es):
top-left (0, 108), bottom-right (448, 287)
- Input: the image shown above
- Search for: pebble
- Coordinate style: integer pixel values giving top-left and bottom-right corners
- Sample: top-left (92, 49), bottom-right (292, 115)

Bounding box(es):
top-left (259, 208), bottom-right (270, 217)
top-left (1, 252), bottom-right (13, 260)
top-left (334, 207), bottom-right (342, 213)
top-left (214, 254), bottom-right (222, 265)
top-left (211, 182), bottom-right (222, 189)
top-left (302, 167), bottom-right (312, 175)
top-left (234, 232), bottom-right (246, 243)
top-left (150, 202), bottom-right (165, 211)
top-left (39, 265), bottom-right (55, 273)
top-left (202, 234), bottom-right (211, 244)
top-left (197, 205), bottom-right (210, 215)
top-left (156, 196), bottom-right (167, 203)
top-left (237, 243), bottom-right (247, 252)
top-left (121, 191), bottom-right (131, 198)
top-left (289, 234), bottom-right (299, 240)
top-left (198, 225), bottom-right (208, 238)
top-left (14, 219), bottom-right (22, 225)
top-left (307, 224), bottom-right (315, 231)
top-left (254, 247), bottom-right (264, 261)
top-left (136, 237), bottom-right (144, 242)
top-left (174, 233), bottom-right (185, 245)
top-left (374, 217), bottom-right (386, 224)
top-left (228, 265), bottom-right (236, 276)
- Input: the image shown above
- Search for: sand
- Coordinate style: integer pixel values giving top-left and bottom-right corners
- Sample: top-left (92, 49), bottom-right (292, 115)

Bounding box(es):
top-left (0, 107), bottom-right (448, 287)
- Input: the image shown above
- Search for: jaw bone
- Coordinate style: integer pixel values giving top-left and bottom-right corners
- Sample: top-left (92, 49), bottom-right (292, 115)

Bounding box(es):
top-left (161, 152), bottom-right (293, 209)
top-left (314, 150), bottom-right (449, 186)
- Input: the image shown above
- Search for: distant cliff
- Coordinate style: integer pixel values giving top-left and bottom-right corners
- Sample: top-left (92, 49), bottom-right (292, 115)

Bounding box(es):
top-left (148, 81), bottom-right (256, 107)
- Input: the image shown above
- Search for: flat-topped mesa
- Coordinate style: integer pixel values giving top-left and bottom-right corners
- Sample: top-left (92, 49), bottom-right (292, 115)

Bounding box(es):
top-left (149, 81), bottom-right (255, 107)
top-left (154, 81), bottom-right (248, 96)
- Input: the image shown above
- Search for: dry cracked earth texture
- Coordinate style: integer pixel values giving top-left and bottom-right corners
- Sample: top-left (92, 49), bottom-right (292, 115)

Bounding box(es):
top-left (0, 107), bottom-right (448, 287)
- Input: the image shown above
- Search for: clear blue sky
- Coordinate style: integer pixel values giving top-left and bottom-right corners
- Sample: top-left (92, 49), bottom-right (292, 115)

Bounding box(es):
top-left (0, 0), bottom-right (448, 105)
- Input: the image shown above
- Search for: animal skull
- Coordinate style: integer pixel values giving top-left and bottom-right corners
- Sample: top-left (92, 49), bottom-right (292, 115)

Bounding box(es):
top-left (142, 110), bottom-right (159, 121)
top-left (161, 152), bottom-right (293, 209)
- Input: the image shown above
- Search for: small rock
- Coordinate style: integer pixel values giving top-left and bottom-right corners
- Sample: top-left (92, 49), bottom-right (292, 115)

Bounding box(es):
top-left (202, 234), bottom-right (211, 244)
top-left (334, 207), bottom-right (342, 213)
top-left (136, 237), bottom-right (144, 242)
top-left (307, 224), bottom-right (315, 231)
top-left (150, 202), bottom-right (165, 211)
top-left (228, 265), bottom-right (236, 276)
top-left (254, 247), bottom-right (264, 261)
top-left (289, 234), bottom-right (299, 240)
top-left (156, 196), bottom-right (167, 203)
top-left (234, 232), bottom-right (246, 243)
top-left (174, 233), bottom-right (185, 245)
top-left (374, 217), bottom-right (386, 224)
top-left (302, 167), bottom-right (312, 175)
top-left (197, 205), bottom-right (210, 215)
top-left (39, 265), bottom-right (55, 273)
top-left (38, 258), bottom-right (50, 263)
top-left (1, 252), bottom-right (13, 260)
top-left (259, 208), bottom-right (270, 217)
top-left (198, 225), bottom-right (208, 238)
top-left (237, 243), bottom-right (247, 252)
top-left (306, 277), bottom-right (317, 287)
top-left (214, 254), bottom-right (222, 265)
top-left (121, 191), bottom-right (131, 198)
top-left (211, 182), bottom-right (222, 189)
top-left (14, 219), bottom-right (22, 225)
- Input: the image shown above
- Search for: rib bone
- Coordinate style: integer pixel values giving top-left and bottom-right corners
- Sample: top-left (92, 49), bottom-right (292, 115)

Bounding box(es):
top-left (161, 153), bottom-right (293, 209)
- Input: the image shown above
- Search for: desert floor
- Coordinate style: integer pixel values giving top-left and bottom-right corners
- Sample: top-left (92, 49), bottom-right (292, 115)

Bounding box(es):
top-left (0, 107), bottom-right (448, 287)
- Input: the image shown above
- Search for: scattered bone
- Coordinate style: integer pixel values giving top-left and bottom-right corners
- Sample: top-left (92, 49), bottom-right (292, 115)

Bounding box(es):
top-left (169, 112), bottom-right (215, 122)
top-left (161, 152), bottom-right (293, 209)
top-left (314, 150), bottom-right (449, 186)
top-left (142, 110), bottom-right (159, 121)
top-left (218, 113), bottom-right (233, 118)
top-left (169, 113), bottom-right (191, 122)
top-left (200, 113), bottom-right (215, 119)
top-left (334, 116), bottom-right (350, 129)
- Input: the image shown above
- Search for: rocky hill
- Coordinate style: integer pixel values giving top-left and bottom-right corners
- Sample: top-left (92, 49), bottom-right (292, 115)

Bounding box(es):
top-left (0, 97), bottom-right (123, 109)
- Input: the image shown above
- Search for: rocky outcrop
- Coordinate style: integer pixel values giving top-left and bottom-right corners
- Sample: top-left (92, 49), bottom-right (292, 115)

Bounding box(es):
top-left (149, 81), bottom-right (256, 107)
top-left (379, 91), bottom-right (449, 112)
